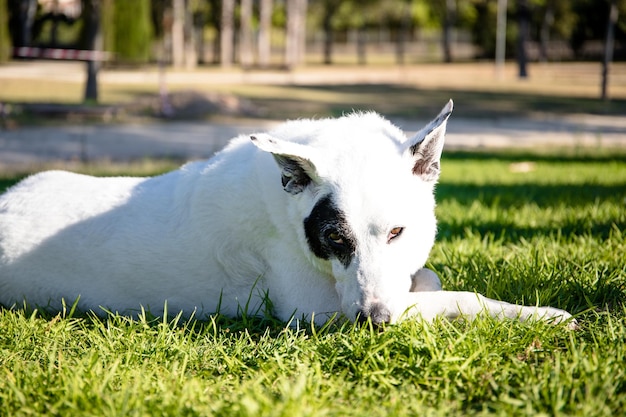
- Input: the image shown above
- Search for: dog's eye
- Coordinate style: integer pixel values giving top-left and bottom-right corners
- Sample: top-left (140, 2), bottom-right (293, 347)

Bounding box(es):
top-left (327, 231), bottom-right (345, 246)
top-left (387, 227), bottom-right (404, 243)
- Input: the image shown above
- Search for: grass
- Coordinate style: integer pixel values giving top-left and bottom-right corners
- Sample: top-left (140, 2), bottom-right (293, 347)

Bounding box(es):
top-left (1, 150), bottom-right (625, 416)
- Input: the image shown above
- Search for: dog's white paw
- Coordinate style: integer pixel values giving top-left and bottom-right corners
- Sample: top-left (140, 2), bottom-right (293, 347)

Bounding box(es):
top-left (536, 306), bottom-right (579, 330)
top-left (410, 268), bottom-right (442, 292)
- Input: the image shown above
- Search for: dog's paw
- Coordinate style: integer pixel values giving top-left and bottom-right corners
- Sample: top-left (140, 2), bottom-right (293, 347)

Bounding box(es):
top-left (410, 268), bottom-right (442, 292)
top-left (538, 306), bottom-right (579, 330)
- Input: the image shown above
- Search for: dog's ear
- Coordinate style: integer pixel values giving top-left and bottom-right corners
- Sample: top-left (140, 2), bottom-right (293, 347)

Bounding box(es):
top-left (251, 134), bottom-right (318, 195)
top-left (405, 99), bottom-right (453, 182)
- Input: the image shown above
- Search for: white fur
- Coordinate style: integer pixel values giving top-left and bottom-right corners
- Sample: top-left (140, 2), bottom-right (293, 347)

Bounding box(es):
top-left (0, 101), bottom-right (575, 328)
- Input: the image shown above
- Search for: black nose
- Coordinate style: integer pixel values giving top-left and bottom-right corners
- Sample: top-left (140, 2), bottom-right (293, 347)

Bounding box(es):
top-left (357, 304), bottom-right (391, 326)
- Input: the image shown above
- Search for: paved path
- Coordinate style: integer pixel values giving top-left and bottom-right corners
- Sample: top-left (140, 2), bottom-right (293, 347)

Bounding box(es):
top-left (0, 121), bottom-right (270, 167)
top-left (1, 114), bottom-right (626, 169)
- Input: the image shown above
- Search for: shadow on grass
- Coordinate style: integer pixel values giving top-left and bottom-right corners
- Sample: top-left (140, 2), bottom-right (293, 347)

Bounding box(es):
top-left (442, 149), bottom-right (626, 163)
top-left (247, 84), bottom-right (626, 120)
top-left (437, 182), bottom-right (626, 208)
top-left (436, 182), bottom-right (626, 242)
top-left (10, 82), bottom-right (626, 129)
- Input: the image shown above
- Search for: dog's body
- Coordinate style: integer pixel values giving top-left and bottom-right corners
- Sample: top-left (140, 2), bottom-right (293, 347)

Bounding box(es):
top-left (0, 101), bottom-right (574, 326)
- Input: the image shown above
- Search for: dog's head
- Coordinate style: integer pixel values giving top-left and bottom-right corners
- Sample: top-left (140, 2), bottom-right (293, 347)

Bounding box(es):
top-left (251, 100), bottom-right (453, 324)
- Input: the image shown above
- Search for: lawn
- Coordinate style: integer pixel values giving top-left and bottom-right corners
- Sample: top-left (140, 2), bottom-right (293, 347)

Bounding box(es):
top-left (0, 150), bottom-right (625, 416)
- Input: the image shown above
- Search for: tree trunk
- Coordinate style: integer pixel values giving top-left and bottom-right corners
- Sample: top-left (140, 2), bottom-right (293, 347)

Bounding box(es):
top-left (495, 0), bottom-right (507, 78)
top-left (357, 27), bottom-right (367, 66)
top-left (239, 0), bottom-right (254, 68)
top-left (299, 0), bottom-right (308, 65)
top-left (396, 1), bottom-right (411, 65)
top-left (258, 0), bottom-right (272, 67)
top-left (601, 0), bottom-right (618, 100)
top-left (539, 2), bottom-right (554, 62)
top-left (442, 0), bottom-right (455, 63)
top-left (220, 0), bottom-right (235, 67)
top-left (517, 0), bottom-right (530, 78)
top-left (206, 0), bottom-right (220, 64)
top-left (80, 0), bottom-right (100, 102)
top-left (196, 12), bottom-right (205, 65)
top-left (322, 1), bottom-right (337, 65)
top-left (184, 0), bottom-right (196, 68)
top-left (286, 0), bottom-right (307, 68)
top-left (18, 0), bottom-right (37, 47)
top-left (172, 0), bottom-right (185, 67)
top-left (285, 0), bottom-right (299, 68)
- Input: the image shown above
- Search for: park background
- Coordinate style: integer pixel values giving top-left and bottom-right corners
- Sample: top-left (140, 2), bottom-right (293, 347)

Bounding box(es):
top-left (0, 0), bottom-right (625, 165)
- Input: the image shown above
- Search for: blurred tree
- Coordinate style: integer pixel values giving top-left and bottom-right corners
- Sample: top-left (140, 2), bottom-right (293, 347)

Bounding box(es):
top-left (319, 0), bottom-right (340, 65)
top-left (79, 0), bottom-right (100, 102)
top-left (200, 0), bottom-right (221, 64)
top-left (537, 0), bottom-right (554, 61)
top-left (310, 0), bottom-right (442, 65)
top-left (517, 0), bottom-right (530, 77)
top-left (460, 0), bottom-right (625, 62)
top-left (494, 0), bottom-right (507, 78)
top-left (240, 0), bottom-right (254, 67)
top-left (172, 0), bottom-right (185, 67)
top-left (258, 0), bottom-right (273, 67)
top-left (113, 0), bottom-right (152, 64)
top-left (442, 0), bottom-right (456, 62)
top-left (7, 0), bottom-right (37, 48)
top-left (101, 0), bottom-right (114, 57)
top-left (31, 1), bottom-right (78, 48)
top-left (286, 0), bottom-right (307, 68)
top-left (220, 0), bottom-right (234, 67)
top-left (332, 0), bottom-right (379, 65)
top-left (183, 0), bottom-right (197, 68)
top-left (571, 0), bottom-right (626, 58)
top-left (150, 0), bottom-right (168, 40)
top-left (530, 0), bottom-right (577, 62)
top-left (354, 17), bottom-right (368, 64)
top-left (0, 0), bottom-right (11, 62)
top-left (427, 0), bottom-right (460, 62)
top-left (460, 0), bottom-right (510, 59)
top-left (602, 0), bottom-right (619, 100)
top-left (392, 0), bottom-right (412, 65)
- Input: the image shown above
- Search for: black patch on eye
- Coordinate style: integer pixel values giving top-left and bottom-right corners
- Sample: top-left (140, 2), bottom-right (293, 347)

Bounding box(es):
top-left (304, 195), bottom-right (356, 268)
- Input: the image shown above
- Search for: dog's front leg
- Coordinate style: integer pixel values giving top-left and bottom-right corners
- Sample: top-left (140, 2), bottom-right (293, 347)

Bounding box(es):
top-left (398, 290), bottom-right (577, 329)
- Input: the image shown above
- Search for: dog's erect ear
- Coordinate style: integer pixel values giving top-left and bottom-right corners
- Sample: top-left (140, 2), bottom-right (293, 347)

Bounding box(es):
top-left (251, 134), bottom-right (318, 195)
top-left (405, 99), bottom-right (453, 182)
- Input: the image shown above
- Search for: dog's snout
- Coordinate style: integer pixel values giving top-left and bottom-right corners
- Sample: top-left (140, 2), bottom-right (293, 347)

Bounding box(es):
top-left (357, 303), bottom-right (391, 326)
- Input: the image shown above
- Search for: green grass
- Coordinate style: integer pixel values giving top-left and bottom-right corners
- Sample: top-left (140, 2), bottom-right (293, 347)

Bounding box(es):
top-left (1, 150), bottom-right (625, 416)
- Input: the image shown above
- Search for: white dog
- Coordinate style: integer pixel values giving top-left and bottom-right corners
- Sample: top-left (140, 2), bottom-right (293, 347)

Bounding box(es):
top-left (0, 101), bottom-right (575, 327)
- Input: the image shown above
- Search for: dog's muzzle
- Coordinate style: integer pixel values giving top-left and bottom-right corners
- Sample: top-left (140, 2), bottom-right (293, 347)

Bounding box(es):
top-left (357, 303), bottom-right (392, 326)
